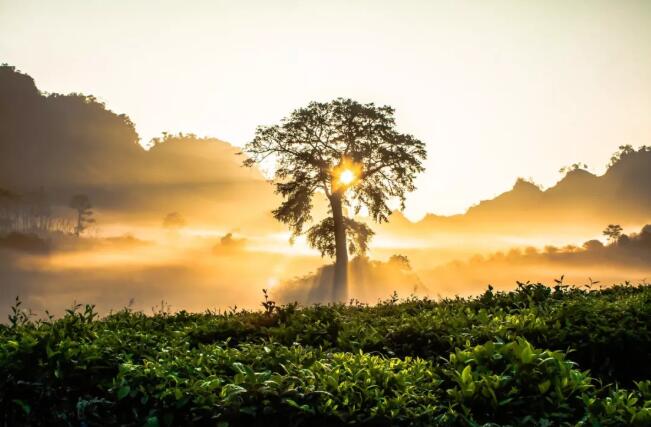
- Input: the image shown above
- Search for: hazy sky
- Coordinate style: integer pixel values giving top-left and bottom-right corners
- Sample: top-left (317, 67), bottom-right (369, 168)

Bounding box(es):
top-left (2, 0), bottom-right (650, 219)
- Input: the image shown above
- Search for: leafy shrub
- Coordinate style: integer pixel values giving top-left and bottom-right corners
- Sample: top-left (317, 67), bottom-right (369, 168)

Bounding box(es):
top-left (583, 380), bottom-right (651, 426)
top-left (111, 343), bottom-right (444, 426)
top-left (1, 283), bottom-right (650, 425)
top-left (441, 339), bottom-right (591, 424)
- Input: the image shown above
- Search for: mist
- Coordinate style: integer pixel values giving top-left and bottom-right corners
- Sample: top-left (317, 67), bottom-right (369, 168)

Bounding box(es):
top-left (2, 64), bottom-right (651, 319)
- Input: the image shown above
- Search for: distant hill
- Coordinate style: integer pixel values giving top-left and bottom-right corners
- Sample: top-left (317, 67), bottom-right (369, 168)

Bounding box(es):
top-left (0, 65), bottom-right (278, 230)
top-left (382, 146), bottom-right (651, 237)
top-left (0, 65), bottom-right (142, 191)
top-left (122, 133), bottom-right (279, 230)
top-left (3, 64), bottom-right (649, 239)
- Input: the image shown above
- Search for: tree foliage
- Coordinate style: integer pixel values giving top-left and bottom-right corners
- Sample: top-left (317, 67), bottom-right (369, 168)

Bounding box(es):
top-left (602, 224), bottom-right (623, 244)
top-left (306, 217), bottom-right (375, 257)
top-left (2, 283), bottom-right (651, 425)
top-left (608, 144), bottom-right (651, 167)
top-left (242, 98), bottom-right (426, 256)
top-left (162, 212), bottom-right (186, 229)
top-left (69, 194), bottom-right (94, 237)
top-left (558, 162), bottom-right (588, 175)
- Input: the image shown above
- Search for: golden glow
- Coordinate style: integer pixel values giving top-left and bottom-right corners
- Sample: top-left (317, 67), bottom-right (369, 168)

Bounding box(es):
top-left (3, 2), bottom-right (651, 218)
top-left (339, 169), bottom-right (355, 185)
top-left (332, 159), bottom-right (363, 191)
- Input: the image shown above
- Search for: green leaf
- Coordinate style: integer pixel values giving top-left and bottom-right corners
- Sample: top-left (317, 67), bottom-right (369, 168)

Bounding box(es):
top-left (117, 385), bottom-right (131, 400)
top-left (232, 362), bottom-right (247, 374)
top-left (240, 406), bottom-right (257, 416)
top-left (538, 380), bottom-right (551, 394)
top-left (520, 343), bottom-right (535, 364)
top-left (12, 399), bottom-right (31, 415)
top-left (461, 365), bottom-right (473, 384)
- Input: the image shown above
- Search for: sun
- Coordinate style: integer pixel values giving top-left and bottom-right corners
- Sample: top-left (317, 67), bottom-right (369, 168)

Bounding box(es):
top-left (339, 169), bottom-right (356, 185)
top-left (332, 159), bottom-right (362, 190)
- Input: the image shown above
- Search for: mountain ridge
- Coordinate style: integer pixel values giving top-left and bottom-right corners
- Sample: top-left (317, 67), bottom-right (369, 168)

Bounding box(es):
top-left (383, 147), bottom-right (651, 236)
top-left (3, 64), bottom-right (649, 237)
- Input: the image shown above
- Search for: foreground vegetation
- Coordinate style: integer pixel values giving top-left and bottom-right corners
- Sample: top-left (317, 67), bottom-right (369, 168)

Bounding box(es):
top-left (1, 282), bottom-right (651, 426)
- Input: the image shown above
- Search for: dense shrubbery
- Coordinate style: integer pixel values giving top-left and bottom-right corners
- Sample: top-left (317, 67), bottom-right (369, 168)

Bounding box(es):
top-left (1, 283), bottom-right (650, 425)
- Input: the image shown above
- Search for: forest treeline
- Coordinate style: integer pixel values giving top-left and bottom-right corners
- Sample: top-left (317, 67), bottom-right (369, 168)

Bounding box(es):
top-left (455, 223), bottom-right (651, 269)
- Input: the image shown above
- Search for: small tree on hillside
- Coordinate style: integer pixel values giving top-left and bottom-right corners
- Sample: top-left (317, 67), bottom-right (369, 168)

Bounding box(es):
top-left (559, 162), bottom-right (588, 175)
top-left (388, 254), bottom-right (412, 271)
top-left (0, 188), bottom-right (17, 233)
top-left (242, 98), bottom-right (426, 302)
top-left (602, 224), bottom-right (623, 244)
top-left (162, 212), bottom-right (186, 230)
top-left (608, 145), bottom-right (635, 167)
top-left (69, 194), bottom-right (94, 237)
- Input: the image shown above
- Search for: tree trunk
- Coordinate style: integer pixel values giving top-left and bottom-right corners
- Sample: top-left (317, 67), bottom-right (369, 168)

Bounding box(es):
top-left (75, 210), bottom-right (82, 237)
top-left (330, 193), bottom-right (348, 302)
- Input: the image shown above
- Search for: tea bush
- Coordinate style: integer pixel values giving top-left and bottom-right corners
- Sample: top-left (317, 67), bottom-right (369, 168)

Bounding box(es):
top-left (1, 283), bottom-right (650, 425)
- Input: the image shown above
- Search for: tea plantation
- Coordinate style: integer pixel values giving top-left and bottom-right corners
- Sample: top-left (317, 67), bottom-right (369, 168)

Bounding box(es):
top-left (1, 283), bottom-right (650, 426)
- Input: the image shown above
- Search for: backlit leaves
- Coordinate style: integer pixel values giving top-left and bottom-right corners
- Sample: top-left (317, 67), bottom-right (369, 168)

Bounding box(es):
top-left (242, 98), bottom-right (426, 251)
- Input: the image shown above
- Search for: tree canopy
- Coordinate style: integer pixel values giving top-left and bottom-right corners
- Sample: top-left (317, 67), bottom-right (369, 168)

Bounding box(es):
top-left (69, 194), bottom-right (94, 237)
top-left (603, 224), bottom-right (623, 244)
top-left (243, 98), bottom-right (426, 300)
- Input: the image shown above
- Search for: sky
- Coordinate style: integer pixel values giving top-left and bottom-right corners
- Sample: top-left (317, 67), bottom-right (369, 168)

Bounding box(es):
top-left (1, 0), bottom-right (650, 219)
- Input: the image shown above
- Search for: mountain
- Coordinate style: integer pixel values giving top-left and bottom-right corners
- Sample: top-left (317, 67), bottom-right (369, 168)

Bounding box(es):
top-left (0, 65), bottom-right (142, 191)
top-left (381, 147), bottom-right (651, 238)
top-left (118, 133), bottom-right (279, 230)
top-left (3, 64), bottom-right (649, 240)
top-left (0, 65), bottom-right (278, 230)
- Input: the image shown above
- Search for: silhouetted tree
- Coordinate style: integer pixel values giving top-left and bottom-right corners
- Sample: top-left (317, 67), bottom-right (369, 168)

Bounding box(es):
top-left (524, 246), bottom-right (539, 256)
top-left (642, 224), bottom-right (651, 236)
top-left (243, 98), bottom-right (426, 301)
top-left (583, 239), bottom-right (604, 251)
top-left (544, 245), bottom-right (559, 254)
top-left (69, 194), bottom-right (94, 237)
top-left (162, 212), bottom-right (186, 229)
top-left (608, 145), bottom-right (635, 167)
top-left (603, 224), bottom-right (623, 244)
top-left (617, 233), bottom-right (631, 246)
top-left (212, 232), bottom-right (247, 256)
top-left (25, 188), bottom-right (53, 233)
top-left (388, 254), bottom-right (412, 270)
top-left (559, 162), bottom-right (588, 174)
top-left (0, 187), bottom-right (17, 233)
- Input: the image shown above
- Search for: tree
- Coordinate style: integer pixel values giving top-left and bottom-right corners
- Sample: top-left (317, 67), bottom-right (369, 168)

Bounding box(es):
top-left (558, 162), bottom-right (588, 175)
top-left (242, 98), bottom-right (426, 301)
top-left (582, 239), bottom-right (604, 251)
top-left (608, 145), bottom-right (635, 167)
top-left (0, 187), bottom-right (17, 233)
top-left (162, 212), bottom-right (186, 230)
top-left (69, 194), bottom-right (94, 237)
top-left (602, 224), bottom-right (623, 244)
top-left (388, 254), bottom-right (412, 271)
